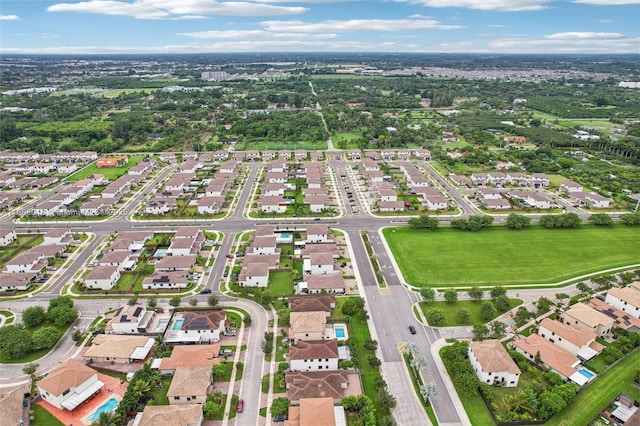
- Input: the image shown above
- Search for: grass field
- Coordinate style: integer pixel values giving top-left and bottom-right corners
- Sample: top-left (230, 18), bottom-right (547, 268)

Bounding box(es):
top-left (383, 226), bottom-right (640, 287)
top-left (419, 299), bottom-right (523, 326)
top-left (67, 154), bottom-right (146, 181)
top-left (32, 404), bottom-right (64, 426)
top-left (551, 350), bottom-right (640, 426)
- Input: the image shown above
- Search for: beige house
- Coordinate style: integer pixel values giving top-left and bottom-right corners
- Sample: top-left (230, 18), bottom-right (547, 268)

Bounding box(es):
top-left (84, 334), bottom-right (154, 364)
top-left (538, 318), bottom-right (604, 360)
top-left (468, 340), bottom-right (521, 387)
top-left (132, 404), bottom-right (203, 426)
top-left (286, 397), bottom-right (345, 426)
top-left (560, 302), bottom-right (614, 337)
top-left (167, 366), bottom-right (211, 405)
top-left (37, 359), bottom-right (104, 411)
top-left (289, 311), bottom-right (329, 343)
top-left (605, 283), bottom-right (640, 319)
top-left (159, 344), bottom-right (221, 373)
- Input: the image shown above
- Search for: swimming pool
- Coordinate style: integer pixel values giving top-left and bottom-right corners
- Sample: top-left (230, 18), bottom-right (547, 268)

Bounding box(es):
top-left (172, 319), bottom-right (184, 330)
top-left (578, 368), bottom-right (595, 379)
top-left (154, 248), bottom-right (168, 258)
top-left (88, 397), bottom-right (118, 422)
top-left (334, 324), bottom-right (347, 339)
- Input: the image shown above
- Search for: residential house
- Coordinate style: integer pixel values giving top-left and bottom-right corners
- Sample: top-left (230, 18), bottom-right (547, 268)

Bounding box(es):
top-left (470, 173), bottom-right (487, 186)
top-left (144, 196), bottom-right (177, 215)
top-left (158, 344), bottom-right (221, 374)
top-left (238, 262), bottom-right (270, 287)
top-left (297, 275), bottom-right (346, 295)
top-left (531, 173), bottom-right (550, 188)
top-left (560, 302), bottom-right (614, 337)
top-left (0, 384), bottom-right (29, 426)
top-left (506, 172), bottom-right (528, 186)
top-left (477, 188), bottom-right (503, 200)
top-left (508, 190), bottom-right (552, 209)
top-left (468, 340), bottom-right (521, 387)
top-left (285, 370), bottom-right (351, 404)
top-left (377, 201), bottom-right (405, 212)
top-left (84, 265), bottom-right (120, 290)
top-left (0, 228), bottom-right (17, 247)
top-left (0, 271), bottom-right (38, 291)
top-left (36, 359), bottom-right (104, 411)
top-left (288, 295), bottom-right (336, 315)
top-left (142, 271), bottom-right (189, 290)
top-left (583, 192), bottom-right (613, 209)
top-left (304, 195), bottom-right (331, 213)
top-left (304, 252), bottom-right (337, 276)
top-left (167, 366), bottom-right (211, 405)
top-left (164, 310), bottom-right (227, 344)
top-left (605, 283), bottom-right (640, 319)
top-left (512, 334), bottom-right (590, 385)
top-left (289, 339), bottom-right (339, 372)
top-left (98, 251), bottom-right (135, 271)
top-left (105, 304), bottom-right (154, 335)
top-left (155, 255), bottom-right (196, 271)
top-left (538, 318), bottom-right (604, 361)
top-left (286, 397), bottom-right (345, 426)
top-left (413, 149), bottom-right (431, 160)
top-left (262, 183), bottom-right (286, 197)
top-left (482, 198), bottom-right (512, 210)
top-left (250, 235), bottom-right (279, 255)
top-left (422, 195), bottom-right (449, 211)
top-left (83, 334), bottom-right (154, 364)
top-left (560, 180), bottom-right (584, 193)
top-left (132, 404), bottom-right (203, 426)
top-left (305, 225), bottom-right (332, 244)
top-left (43, 228), bottom-right (72, 246)
top-left (586, 297), bottom-right (640, 333)
top-left (289, 311), bottom-right (329, 343)
top-left (449, 174), bottom-right (473, 187)
top-left (258, 194), bottom-right (287, 214)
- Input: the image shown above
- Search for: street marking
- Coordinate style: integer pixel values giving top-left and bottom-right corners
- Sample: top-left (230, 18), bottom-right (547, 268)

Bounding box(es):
top-left (378, 287), bottom-right (391, 295)
top-left (397, 341), bottom-right (408, 354)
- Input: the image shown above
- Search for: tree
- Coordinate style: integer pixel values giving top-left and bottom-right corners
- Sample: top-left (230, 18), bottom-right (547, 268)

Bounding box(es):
top-left (271, 397), bottom-right (289, 416)
top-left (514, 307), bottom-right (533, 325)
top-left (212, 364), bottom-right (227, 382)
top-left (341, 299), bottom-right (357, 316)
top-left (32, 326), bottom-right (61, 350)
top-left (506, 213), bottom-right (531, 230)
top-left (426, 308), bottom-right (445, 326)
top-left (207, 294), bottom-right (220, 307)
top-left (189, 298), bottom-right (198, 306)
top-left (555, 293), bottom-right (570, 303)
top-left (480, 301), bottom-right (497, 321)
top-left (408, 214), bottom-right (439, 229)
top-left (577, 282), bottom-right (593, 295)
top-left (363, 339), bottom-right (378, 351)
top-left (204, 400), bottom-right (223, 419)
top-left (472, 324), bottom-right (490, 340)
top-left (22, 362), bottom-right (39, 377)
top-left (262, 331), bottom-right (274, 355)
top-left (620, 212), bottom-right (640, 226)
top-left (368, 355), bottom-right (381, 368)
top-left (147, 297), bottom-right (157, 309)
top-left (376, 388), bottom-right (397, 412)
top-left (131, 379), bottom-right (152, 397)
top-left (588, 213), bottom-right (614, 226)
top-left (127, 297), bottom-right (138, 306)
top-left (420, 287), bottom-right (435, 302)
top-left (420, 382), bottom-right (438, 404)
top-left (495, 295), bottom-right (512, 312)
top-left (457, 307), bottom-right (471, 323)
top-left (535, 297), bottom-right (553, 316)
top-left (444, 289), bottom-right (458, 303)
top-left (490, 321), bottom-right (507, 339)
top-left (0, 325), bottom-right (33, 359)
top-left (468, 287), bottom-right (484, 302)
top-left (538, 390), bottom-right (567, 419)
top-left (22, 306), bottom-right (46, 328)
top-left (48, 296), bottom-right (73, 310)
top-left (48, 306), bottom-right (78, 327)
top-left (490, 287), bottom-right (507, 300)
top-left (169, 296), bottom-right (181, 307)
top-left (90, 410), bottom-right (120, 426)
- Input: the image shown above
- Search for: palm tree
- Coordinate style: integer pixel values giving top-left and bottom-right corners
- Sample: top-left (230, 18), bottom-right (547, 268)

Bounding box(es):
top-left (419, 383), bottom-right (437, 404)
top-left (402, 342), bottom-right (419, 357)
top-left (410, 356), bottom-right (428, 375)
top-left (91, 411), bottom-right (120, 426)
top-left (131, 379), bottom-right (152, 397)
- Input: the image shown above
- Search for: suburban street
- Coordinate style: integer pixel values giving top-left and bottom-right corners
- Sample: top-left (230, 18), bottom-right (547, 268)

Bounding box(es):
top-left (0, 152), bottom-right (607, 426)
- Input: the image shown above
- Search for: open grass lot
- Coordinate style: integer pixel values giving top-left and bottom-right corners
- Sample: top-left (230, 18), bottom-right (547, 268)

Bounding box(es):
top-left (551, 350), bottom-right (640, 426)
top-left (67, 154), bottom-right (145, 181)
top-left (419, 299), bottom-right (522, 326)
top-left (267, 271), bottom-right (294, 296)
top-left (32, 404), bottom-right (64, 426)
top-left (383, 226), bottom-right (640, 287)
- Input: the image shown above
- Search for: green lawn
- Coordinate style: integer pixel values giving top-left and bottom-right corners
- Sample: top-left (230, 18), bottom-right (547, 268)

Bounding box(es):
top-left (32, 404), bottom-right (64, 426)
top-left (67, 155), bottom-right (145, 181)
top-left (383, 226), bottom-right (640, 287)
top-left (268, 271), bottom-right (294, 296)
top-left (551, 350), bottom-right (640, 426)
top-left (419, 299), bottom-right (522, 326)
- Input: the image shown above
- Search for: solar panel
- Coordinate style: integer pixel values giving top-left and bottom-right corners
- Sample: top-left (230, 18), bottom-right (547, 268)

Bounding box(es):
top-left (133, 307), bottom-right (142, 317)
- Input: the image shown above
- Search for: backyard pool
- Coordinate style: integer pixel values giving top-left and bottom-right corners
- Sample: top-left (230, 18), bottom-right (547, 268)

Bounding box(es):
top-left (154, 318), bottom-right (169, 333)
top-left (88, 397), bottom-right (118, 422)
top-left (578, 368), bottom-right (595, 379)
top-left (279, 233), bottom-right (293, 243)
top-left (334, 324), bottom-right (348, 339)
top-left (154, 248), bottom-right (168, 258)
top-left (172, 319), bottom-right (184, 330)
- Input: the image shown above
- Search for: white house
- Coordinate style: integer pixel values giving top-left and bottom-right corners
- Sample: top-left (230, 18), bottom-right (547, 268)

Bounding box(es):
top-left (197, 197), bottom-right (220, 215)
top-left (142, 271), bottom-right (189, 290)
top-left (305, 225), bottom-right (332, 244)
top-left (422, 195), bottom-right (449, 211)
top-left (560, 303), bottom-right (614, 337)
top-left (84, 265), bottom-right (120, 290)
top-left (304, 252), bottom-right (337, 275)
top-left (605, 283), bottom-right (640, 319)
top-left (468, 340), bottom-right (521, 387)
top-left (0, 228), bottom-right (17, 247)
top-left (250, 235), bottom-right (278, 255)
top-left (258, 195), bottom-right (287, 214)
top-left (164, 310), bottom-right (227, 344)
top-left (106, 304), bottom-right (154, 335)
top-left (304, 195), bottom-right (331, 213)
top-left (538, 318), bottom-right (604, 361)
top-left (531, 173), bottom-right (550, 188)
top-left (289, 339), bottom-right (339, 372)
top-left (37, 359), bottom-right (104, 411)
top-left (560, 180), bottom-right (584, 193)
top-left (238, 262), bottom-right (270, 287)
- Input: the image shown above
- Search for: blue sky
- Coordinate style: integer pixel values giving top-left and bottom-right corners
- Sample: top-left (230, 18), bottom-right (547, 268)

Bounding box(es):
top-left (1, 0), bottom-right (639, 54)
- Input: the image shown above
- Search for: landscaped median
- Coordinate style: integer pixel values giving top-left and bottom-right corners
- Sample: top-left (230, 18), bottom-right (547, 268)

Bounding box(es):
top-left (383, 225), bottom-right (640, 287)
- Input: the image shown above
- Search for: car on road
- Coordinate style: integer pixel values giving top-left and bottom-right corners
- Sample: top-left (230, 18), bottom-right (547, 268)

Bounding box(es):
top-left (223, 270), bottom-right (228, 277)
top-left (313, 218), bottom-right (321, 221)
top-left (199, 289), bottom-right (212, 294)
top-left (237, 399), bottom-right (244, 413)
top-left (226, 253), bottom-right (234, 259)
top-left (409, 325), bottom-right (416, 334)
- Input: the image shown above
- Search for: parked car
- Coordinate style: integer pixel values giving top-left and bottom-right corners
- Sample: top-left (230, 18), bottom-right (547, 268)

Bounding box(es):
top-left (409, 325), bottom-right (416, 334)
top-left (199, 289), bottom-right (212, 294)
top-left (226, 253), bottom-right (234, 259)
top-left (223, 270), bottom-right (229, 277)
top-left (237, 399), bottom-right (244, 413)
top-left (273, 413), bottom-right (288, 422)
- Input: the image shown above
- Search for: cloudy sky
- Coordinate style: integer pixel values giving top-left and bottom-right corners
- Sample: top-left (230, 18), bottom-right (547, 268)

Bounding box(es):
top-left (1, 0), bottom-right (639, 54)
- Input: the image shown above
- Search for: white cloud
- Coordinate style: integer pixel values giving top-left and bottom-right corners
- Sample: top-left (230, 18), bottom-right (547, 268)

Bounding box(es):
top-left (0, 15), bottom-right (20, 20)
top-left (545, 31), bottom-right (624, 39)
top-left (397, 0), bottom-right (553, 11)
top-left (260, 18), bottom-right (463, 32)
top-left (178, 29), bottom-right (338, 39)
top-left (47, 0), bottom-right (307, 19)
top-left (599, 19), bottom-right (615, 23)
top-left (488, 32), bottom-right (640, 53)
top-left (573, 0), bottom-right (640, 5)
top-left (487, 24), bottom-right (504, 28)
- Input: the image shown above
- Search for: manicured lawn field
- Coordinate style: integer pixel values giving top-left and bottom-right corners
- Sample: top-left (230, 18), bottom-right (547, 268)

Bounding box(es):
top-left (32, 404), bottom-right (64, 426)
top-left (419, 299), bottom-right (522, 326)
top-left (267, 271), bottom-right (294, 296)
top-left (383, 226), bottom-right (640, 287)
top-left (67, 154), bottom-right (145, 181)
top-left (551, 350), bottom-right (640, 426)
